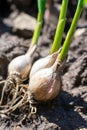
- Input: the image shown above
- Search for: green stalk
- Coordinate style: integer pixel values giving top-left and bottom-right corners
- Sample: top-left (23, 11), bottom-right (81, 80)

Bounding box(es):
top-left (59, 0), bottom-right (87, 61)
top-left (50, 0), bottom-right (68, 54)
top-left (31, 0), bottom-right (46, 45)
top-left (32, 13), bottom-right (43, 45)
top-left (38, 0), bottom-right (46, 14)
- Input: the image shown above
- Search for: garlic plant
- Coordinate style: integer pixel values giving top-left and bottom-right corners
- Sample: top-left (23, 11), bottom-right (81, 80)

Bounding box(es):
top-left (7, 0), bottom-right (46, 82)
top-left (28, 0), bottom-right (87, 108)
top-left (28, 55), bottom-right (66, 102)
top-left (0, 0), bottom-right (46, 106)
top-left (30, 0), bottom-right (68, 78)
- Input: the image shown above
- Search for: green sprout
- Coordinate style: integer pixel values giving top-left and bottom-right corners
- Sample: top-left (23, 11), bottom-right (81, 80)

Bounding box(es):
top-left (50, 0), bottom-right (69, 53)
top-left (31, 0), bottom-right (46, 45)
top-left (59, 0), bottom-right (87, 61)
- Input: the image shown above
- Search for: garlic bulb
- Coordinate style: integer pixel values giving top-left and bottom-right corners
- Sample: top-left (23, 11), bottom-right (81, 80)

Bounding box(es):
top-left (0, 45), bottom-right (36, 106)
top-left (8, 45), bottom-right (36, 81)
top-left (30, 48), bottom-right (61, 78)
top-left (28, 55), bottom-right (66, 101)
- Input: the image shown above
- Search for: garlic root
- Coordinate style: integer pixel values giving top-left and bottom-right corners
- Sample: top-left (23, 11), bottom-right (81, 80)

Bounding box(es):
top-left (0, 80), bottom-right (5, 85)
top-left (0, 83), bottom-right (28, 114)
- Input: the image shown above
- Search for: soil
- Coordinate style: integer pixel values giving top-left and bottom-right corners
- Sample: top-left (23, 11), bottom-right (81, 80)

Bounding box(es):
top-left (0, 1), bottom-right (87, 130)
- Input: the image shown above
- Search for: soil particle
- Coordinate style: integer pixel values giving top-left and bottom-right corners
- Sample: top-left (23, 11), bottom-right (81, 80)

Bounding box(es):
top-left (0, 33), bottom-right (31, 60)
top-left (63, 54), bottom-right (87, 89)
top-left (0, 53), bottom-right (9, 78)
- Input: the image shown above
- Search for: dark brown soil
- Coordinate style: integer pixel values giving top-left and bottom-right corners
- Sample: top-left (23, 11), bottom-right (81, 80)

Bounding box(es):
top-left (0, 1), bottom-right (87, 130)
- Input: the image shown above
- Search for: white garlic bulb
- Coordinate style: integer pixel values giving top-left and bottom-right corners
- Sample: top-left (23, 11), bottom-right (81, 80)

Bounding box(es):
top-left (28, 54), bottom-right (66, 101)
top-left (30, 48), bottom-right (61, 78)
top-left (8, 45), bottom-right (36, 81)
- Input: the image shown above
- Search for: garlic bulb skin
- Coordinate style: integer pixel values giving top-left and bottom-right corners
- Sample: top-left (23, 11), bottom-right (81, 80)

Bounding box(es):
top-left (29, 66), bottom-right (62, 101)
top-left (28, 53), bottom-right (65, 101)
top-left (8, 54), bottom-right (31, 81)
top-left (30, 49), bottom-right (61, 78)
top-left (8, 45), bottom-right (36, 81)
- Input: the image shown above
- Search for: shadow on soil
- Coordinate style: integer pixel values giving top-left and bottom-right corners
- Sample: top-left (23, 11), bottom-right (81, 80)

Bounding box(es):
top-left (0, 18), bottom-right (12, 35)
top-left (38, 91), bottom-right (87, 130)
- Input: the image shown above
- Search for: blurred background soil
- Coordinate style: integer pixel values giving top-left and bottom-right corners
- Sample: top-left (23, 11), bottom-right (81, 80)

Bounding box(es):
top-left (0, 0), bottom-right (87, 130)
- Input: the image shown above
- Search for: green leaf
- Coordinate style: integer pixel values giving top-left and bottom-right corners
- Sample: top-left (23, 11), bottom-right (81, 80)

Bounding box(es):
top-left (38, 0), bottom-right (46, 13)
top-left (78, 0), bottom-right (87, 8)
top-left (83, 0), bottom-right (87, 6)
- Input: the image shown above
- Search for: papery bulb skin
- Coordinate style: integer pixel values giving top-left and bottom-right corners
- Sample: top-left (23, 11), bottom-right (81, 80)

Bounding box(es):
top-left (28, 53), bottom-right (66, 101)
top-left (8, 54), bottom-right (32, 81)
top-left (28, 54), bottom-right (64, 101)
top-left (30, 49), bottom-right (61, 78)
top-left (29, 67), bottom-right (62, 101)
top-left (8, 45), bottom-right (36, 81)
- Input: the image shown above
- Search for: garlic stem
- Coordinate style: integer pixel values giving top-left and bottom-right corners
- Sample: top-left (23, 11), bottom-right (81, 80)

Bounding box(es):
top-left (59, 1), bottom-right (83, 61)
top-left (50, 0), bottom-right (68, 53)
top-left (31, 0), bottom-right (46, 46)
